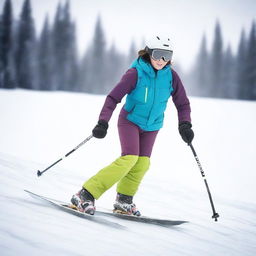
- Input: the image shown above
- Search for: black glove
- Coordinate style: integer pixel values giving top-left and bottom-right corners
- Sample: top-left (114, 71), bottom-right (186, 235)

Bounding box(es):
top-left (92, 120), bottom-right (109, 139)
top-left (179, 121), bottom-right (194, 145)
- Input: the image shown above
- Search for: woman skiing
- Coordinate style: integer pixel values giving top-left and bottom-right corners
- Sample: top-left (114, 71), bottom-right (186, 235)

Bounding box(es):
top-left (71, 35), bottom-right (194, 216)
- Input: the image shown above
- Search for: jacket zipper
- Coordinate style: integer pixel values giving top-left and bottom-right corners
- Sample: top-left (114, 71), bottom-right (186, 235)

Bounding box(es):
top-left (148, 73), bottom-right (157, 123)
top-left (145, 87), bottom-right (148, 103)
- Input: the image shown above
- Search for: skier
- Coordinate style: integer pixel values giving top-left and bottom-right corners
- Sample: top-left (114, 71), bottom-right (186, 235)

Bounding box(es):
top-left (71, 35), bottom-right (194, 216)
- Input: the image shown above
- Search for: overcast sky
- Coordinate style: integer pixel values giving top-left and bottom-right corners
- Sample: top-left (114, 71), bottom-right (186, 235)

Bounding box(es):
top-left (1, 0), bottom-right (256, 71)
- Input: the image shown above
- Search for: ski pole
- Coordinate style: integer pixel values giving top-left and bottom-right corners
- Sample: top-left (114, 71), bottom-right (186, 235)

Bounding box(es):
top-left (189, 143), bottom-right (220, 221)
top-left (37, 134), bottom-right (94, 177)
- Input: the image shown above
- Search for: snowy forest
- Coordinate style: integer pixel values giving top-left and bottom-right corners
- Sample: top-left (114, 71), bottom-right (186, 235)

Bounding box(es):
top-left (187, 21), bottom-right (256, 100)
top-left (0, 0), bottom-right (256, 100)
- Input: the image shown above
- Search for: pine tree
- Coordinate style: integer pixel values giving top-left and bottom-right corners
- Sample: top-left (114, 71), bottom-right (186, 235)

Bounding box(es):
top-left (79, 53), bottom-right (88, 92)
top-left (84, 15), bottom-right (107, 94)
top-left (15, 0), bottom-right (36, 89)
top-left (38, 15), bottom-right (54, 90)
top-left (194, 34), bottom-right (209, 97)
top-left (0, 0), bottom-right (15, 88)
top-left (105, 42), bottom-right (126, 93)
top-left (127, 40), bottom-right (137, 66)
top-left (66, 20), bottom-right (79, 92)
top-left (236, 29), bottom-right (247, 99)
top-left (52, 1), bottom-right (78, 91)
top-left (209, 21), bottom-right (223, 97)
top-left (245, 21), bottom-right (256, 100)
top-left (52, 2), bottom-right (65, 90)
top-left (61, 0), bottom-right (78, 91)
top-left (0, 14), bottom-right (3, 87)
top-left (222, 45), bottom-right (236, 98)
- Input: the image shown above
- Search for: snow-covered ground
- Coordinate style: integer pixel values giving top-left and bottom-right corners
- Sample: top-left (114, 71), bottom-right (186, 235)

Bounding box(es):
top-left (0, 89), bottom-right (255, 256)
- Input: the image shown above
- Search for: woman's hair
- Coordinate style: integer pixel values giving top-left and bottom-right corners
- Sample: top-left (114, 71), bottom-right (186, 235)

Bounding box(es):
top-left (137, 48), bottom-right (171, 65)
top-left (138, 48), bottom-right (151, 63)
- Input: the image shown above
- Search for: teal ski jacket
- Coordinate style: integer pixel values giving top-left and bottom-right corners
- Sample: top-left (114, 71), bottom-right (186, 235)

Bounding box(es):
top-left (124, 57), bottom-right (173, 131)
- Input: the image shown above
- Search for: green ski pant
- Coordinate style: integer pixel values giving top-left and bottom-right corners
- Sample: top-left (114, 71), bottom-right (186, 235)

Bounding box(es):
top-left (83, 155), bottom-right (150, 199)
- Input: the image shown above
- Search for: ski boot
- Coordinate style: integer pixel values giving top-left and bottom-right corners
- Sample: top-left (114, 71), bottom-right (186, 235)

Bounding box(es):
top-left (71, 188), bottom-right (95, 215)
top-left (113, 193), bottom-right (141, 216)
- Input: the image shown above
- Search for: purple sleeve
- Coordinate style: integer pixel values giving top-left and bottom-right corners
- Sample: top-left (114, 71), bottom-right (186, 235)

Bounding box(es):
top-left (99, 68), bottom-right (137, 122)
top-left (171, 70), bottom-right (191, 123)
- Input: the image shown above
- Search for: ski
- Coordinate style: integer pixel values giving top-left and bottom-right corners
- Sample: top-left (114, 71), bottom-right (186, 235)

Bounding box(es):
top-left (24, 190), bottom-right (187, 227)
top-left (24, 190), bottom-right (125, 229)
top-left (96, 208), bottom-right (188, 227)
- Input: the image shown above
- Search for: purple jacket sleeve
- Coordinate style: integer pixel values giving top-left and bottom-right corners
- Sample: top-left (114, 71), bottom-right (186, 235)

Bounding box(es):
top-left (99, 68), bottom-right (137, 122)
top-left (171, 70), bottom-right (191, 123)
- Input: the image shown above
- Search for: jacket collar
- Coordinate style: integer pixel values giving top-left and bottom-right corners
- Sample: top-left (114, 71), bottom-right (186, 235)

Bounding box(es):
top-left (131, 57), bottom-right (171, 78)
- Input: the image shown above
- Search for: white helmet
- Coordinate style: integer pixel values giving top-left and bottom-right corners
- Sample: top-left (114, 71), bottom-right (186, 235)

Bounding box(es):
top-left (146, 35), bottom-right (173, 52)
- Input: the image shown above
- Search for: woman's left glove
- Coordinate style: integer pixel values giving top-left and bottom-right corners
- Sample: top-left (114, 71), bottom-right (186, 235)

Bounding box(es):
top-left (92, 120), bottom-right (109, 139)
top-left (179, 121), bottom-right (194, 145)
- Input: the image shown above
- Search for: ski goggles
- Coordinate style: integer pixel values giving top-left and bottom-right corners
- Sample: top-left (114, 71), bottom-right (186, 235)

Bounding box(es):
top-left (147, 48), bottom-right (173, 62)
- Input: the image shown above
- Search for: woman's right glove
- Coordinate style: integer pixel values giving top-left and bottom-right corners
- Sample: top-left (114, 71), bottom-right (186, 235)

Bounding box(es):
top-left (92, 120), bottom-right (109, 138)
top-left (178, 121), bottom-right (194, 145)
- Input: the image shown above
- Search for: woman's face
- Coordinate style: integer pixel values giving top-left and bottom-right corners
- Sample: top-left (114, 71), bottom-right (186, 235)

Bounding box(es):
top-left (150, 57), bottom-right (168, 70)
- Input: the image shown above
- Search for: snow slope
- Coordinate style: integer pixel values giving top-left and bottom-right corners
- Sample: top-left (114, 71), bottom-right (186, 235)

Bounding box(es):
top-left (0, 89), bottom-right (256, 256)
